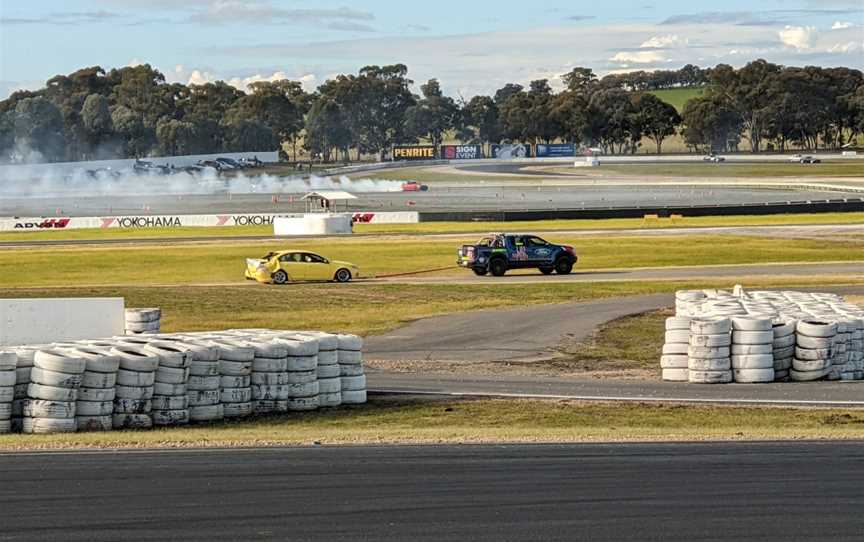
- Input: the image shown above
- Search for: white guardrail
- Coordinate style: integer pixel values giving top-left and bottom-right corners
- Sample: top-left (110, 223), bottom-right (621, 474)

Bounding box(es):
top-left (0, 211), bottom-right (420, 232)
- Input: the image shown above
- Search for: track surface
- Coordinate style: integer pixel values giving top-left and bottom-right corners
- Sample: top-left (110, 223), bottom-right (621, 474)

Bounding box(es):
top-left (4, 184), bottom-right (856, 216)
top-left (367, 372), bottom-right (864, 406)
top-left (2, 443), bottom-right (863, 541)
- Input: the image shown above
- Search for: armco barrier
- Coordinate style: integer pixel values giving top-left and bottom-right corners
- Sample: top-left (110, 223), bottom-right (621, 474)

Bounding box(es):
top-left (417, 198), bottom-right (864, 222)
top-left (0, 298), bottom-right (125, 346)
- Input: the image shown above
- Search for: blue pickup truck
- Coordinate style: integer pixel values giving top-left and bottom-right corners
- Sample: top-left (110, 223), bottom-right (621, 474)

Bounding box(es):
top-left (457, 233), bottom-right (577, 276)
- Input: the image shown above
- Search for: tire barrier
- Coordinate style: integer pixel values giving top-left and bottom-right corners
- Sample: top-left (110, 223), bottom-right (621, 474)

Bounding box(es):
top-left (22, 350), bottom-right (86, 433)
top-left (664, 286), bottom-right (864, 384)
top-left (0, 351), bottom-right (16, 434)
top-left (0, 328), bottom-right (366, 434)
top-left (125, 308), bottom-right (161, 336)
top-left (337, 334), bottom-right (367, 404)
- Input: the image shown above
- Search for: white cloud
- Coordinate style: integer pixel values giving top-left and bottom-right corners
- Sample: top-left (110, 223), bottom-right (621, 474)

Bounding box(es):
top-left (610, 50), bottom-right (667, 64)
top-left (162, 65), bottom-right (318, 92)
top-left (827, 41), bottom-right (860, 53)
top-left (640, 34), bottom-right (688, 48)
top-left (831, 21), bottom-right (854, 30)
top-left (778, 25), bottom-right (817, 50)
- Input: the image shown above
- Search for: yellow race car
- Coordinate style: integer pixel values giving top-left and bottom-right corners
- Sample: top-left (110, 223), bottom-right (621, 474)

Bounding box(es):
top-left (245, 250), bottom-right (361, 284)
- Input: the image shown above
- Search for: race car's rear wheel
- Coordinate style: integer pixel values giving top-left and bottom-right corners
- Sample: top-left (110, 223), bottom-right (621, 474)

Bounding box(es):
top-left (554, 258), bottom-right (573, 275)
top-left (489, 258), bottom-right (508, 277)
top-left (334, 268), bottom-right (352, 283)
top-left (272, 270), bottom-right (289, 284)
top-left (473, 268), bottom-right (488, 276)
top-left (539, 267), bottom-right (554, 275)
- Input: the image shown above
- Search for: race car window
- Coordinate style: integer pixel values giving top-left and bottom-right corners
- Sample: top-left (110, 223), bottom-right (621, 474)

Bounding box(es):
top-left (279, 253), bottom-right (301, 262)
top-left (304, 253), bottom-right (327, 263)
top-left (526, 236), bottom-right (548, 247)
top-left (477, 237), bottom-right (492, 247)
top-left (491, 237), bottom-right (504, 248)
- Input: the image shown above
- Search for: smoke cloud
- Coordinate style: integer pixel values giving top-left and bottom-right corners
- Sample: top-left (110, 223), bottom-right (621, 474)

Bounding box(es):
top-left (0, 168), bottom-right (406, 199)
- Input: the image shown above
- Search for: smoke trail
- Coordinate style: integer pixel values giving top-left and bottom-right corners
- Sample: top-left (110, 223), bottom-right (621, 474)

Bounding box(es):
top-left (0, 167), bottom-right (406, 198)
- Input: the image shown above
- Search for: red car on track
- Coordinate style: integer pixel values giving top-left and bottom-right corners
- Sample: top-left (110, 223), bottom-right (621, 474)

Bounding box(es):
top-left (401, 181), bottom-right (429, 192)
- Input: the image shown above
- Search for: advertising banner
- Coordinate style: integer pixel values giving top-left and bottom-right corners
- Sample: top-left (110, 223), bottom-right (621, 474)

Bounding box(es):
top-left (535, 143), bottom-right (576, 158)
top-left (490, 143), bottom-right (531, 159)
top-left (0, 211), bottom-right (422, 232)
top-left (440, 144), bottom-right (483, 160)
top-left (392, 145), bottom-right (436, 161)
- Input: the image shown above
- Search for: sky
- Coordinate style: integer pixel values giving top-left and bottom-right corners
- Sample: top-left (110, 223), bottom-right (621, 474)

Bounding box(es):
top-left (0, 0), bottom-right (862, 99)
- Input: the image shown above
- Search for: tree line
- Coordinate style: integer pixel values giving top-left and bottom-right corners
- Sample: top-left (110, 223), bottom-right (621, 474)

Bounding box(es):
top-left (0, 60), bottom-right (861, 164)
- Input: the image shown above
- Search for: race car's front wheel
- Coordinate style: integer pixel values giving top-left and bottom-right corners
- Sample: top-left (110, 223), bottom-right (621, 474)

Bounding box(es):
top-left (272, 270), bottom-right (289, 284)
top-left (539, 267), bottom-right (554, 275)
top-left (554, 258), bottom-right (573, 275)
top-left (334, 268), bottom-right (352, 283)
top-left (473, 268), bottom-right (488, 276)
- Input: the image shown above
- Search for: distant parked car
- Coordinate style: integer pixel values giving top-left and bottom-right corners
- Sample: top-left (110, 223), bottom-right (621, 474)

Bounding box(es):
top-left (216, 157), bottom-right (245, 169)
top-left (702, 153), bottom-right (725, 163)
top-left (238, 156), bottom-right (263, 167)
top-left (197, 160), bottom-right (224, 171)
top-left (799, 156), bottom-right (821, 164)
top-left (789, 154), bottom-right (804, 162)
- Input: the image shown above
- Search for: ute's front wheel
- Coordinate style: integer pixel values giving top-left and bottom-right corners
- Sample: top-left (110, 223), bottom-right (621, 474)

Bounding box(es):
top-left (489, 258), bottom-right (508, 277)
top-left (539, 267), bottom-right (554, 275)
top-left (473, 268), bottom-right (488, 276)
top-left (554, 258), bottom-right (573, 275)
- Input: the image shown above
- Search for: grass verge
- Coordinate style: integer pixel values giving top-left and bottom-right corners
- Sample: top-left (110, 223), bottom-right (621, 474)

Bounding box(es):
top-left (2, 234), bottom-right (863, 288)
top-left (2, 397), bottom-right (864, 450)
top-left (1, 278), bottom-right (860, 336)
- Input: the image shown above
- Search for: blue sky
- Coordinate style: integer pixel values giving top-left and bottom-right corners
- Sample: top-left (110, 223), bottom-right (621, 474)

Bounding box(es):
top-left (1, 0), bottom-right (861, 99)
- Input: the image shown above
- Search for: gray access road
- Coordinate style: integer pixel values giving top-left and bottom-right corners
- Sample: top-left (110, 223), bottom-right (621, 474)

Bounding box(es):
top-left (1, 443), bottom-right (862, 541)
top-left (367, 372), bottom-right (864, 406)
top-left (365, 293), bottom-right (673, 362)
top-left (379, 262), bottom-right (864, 285)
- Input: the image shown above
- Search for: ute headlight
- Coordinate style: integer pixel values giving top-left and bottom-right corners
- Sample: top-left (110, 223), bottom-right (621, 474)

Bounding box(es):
top-left (478, 257), bottom-right (486, 263)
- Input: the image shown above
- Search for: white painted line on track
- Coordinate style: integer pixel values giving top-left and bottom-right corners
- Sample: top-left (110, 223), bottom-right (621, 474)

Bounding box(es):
top-left (369, 388), bottom-right (864, 407)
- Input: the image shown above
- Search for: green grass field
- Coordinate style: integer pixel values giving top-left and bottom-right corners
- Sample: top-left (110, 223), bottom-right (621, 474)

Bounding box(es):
top-left (1, 234), bottom-right (862, 288)
top-left (649, 87), bottom-right (705, 112)
top-left (2, 276), bottom-right (860, 337)
top-left (3, 397), bottom-right (864, 450)
top-left (3, 212), bottom-right (864, 242)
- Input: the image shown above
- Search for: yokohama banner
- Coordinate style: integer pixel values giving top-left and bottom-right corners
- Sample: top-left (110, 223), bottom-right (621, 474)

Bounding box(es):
top-left (441, 145), bottom-right (483, 160)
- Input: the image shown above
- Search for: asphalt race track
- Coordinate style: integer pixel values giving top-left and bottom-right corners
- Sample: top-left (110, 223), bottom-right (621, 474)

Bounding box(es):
top-left (3, 184), bottom-right (857, 216)
top-left (1, 443), bottom-right (862, 541)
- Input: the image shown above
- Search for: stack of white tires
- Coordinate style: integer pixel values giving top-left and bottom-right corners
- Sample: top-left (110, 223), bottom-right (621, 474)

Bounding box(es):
top-left (111, 345), bottom-right (159, 429)
top-left (792, 320), bottom-right (836, 381)
top-left (337, 334), bottom-right (367, 404)
top-left (182, 340), bottom-right (223, 423)
top-left (661, 317), bottom-right (690, 381)
top-left (771, 320), bottom-right (796, 381)
top-left (9, 347), bottom-right (38, 432)
top-left (249, 341), bottom-right (289, 414)
top-left (63, 346), bottom-right (119, 431)
top-left (145, 342), bottom-right (192, 426)
top-left (0, 352), bottom-right (15, 433)
top-left (23, 350), bottom-right (86, 433)
top-left (125, 308), bottom-right (161, 335)
top-left (730, 317), bottom-right (774, 383)
top-left (302, 332), bottom-right (341, 407)
top-left (688, 318), bottom-right (732, 384)
top-left (850, 320), bottom-right (864, 380)
top-left (279, 337), bottom-right (319, 412)
top-left (214, 340), bottom-right (254, 419)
